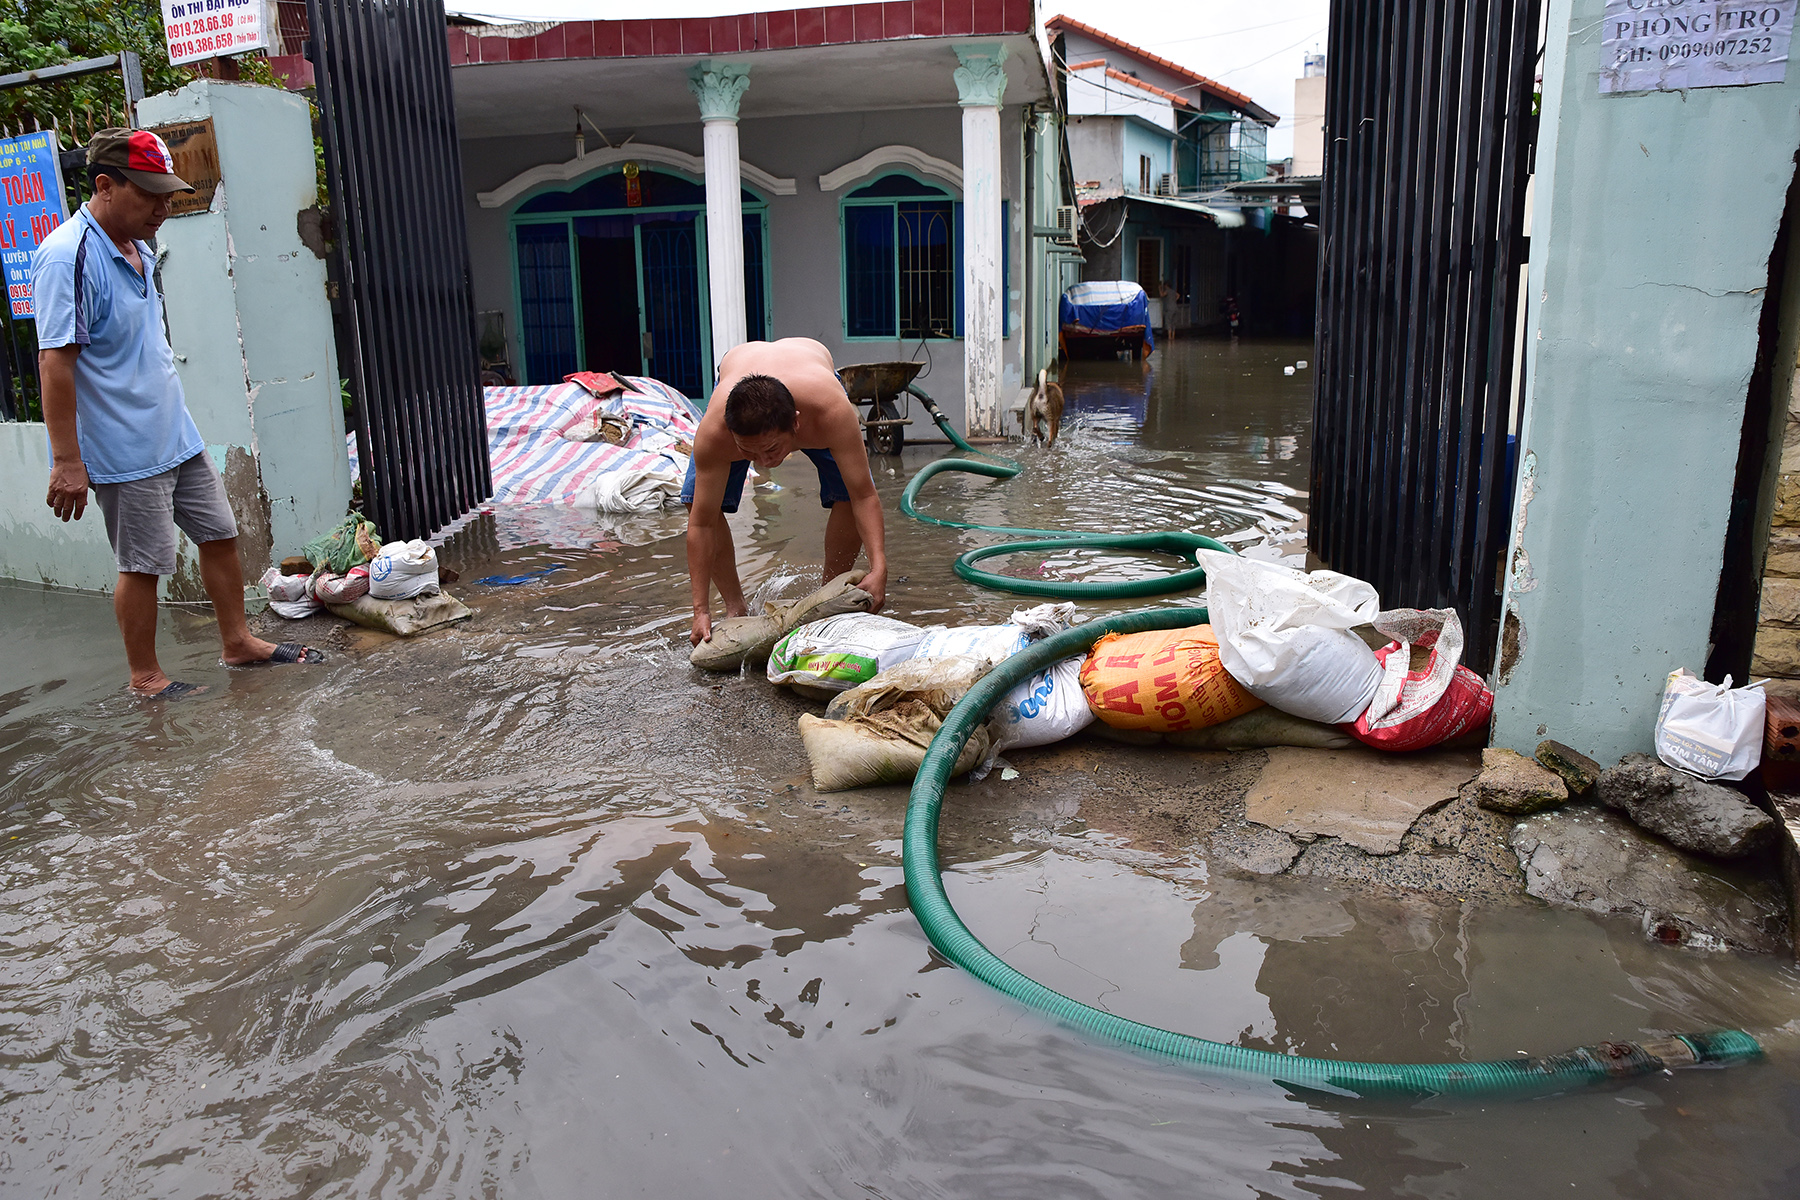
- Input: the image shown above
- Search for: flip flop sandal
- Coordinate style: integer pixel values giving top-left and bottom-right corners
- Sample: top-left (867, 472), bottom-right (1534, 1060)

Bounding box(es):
top-left (140, 680), bottom-right (207, 700)
top-left (266, 642), bottom-right (325, 665)
top-left (228, 643), bottom-right (326, 667)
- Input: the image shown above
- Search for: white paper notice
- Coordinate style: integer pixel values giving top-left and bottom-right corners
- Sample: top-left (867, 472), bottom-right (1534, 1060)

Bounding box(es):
top-left (161, 0), bottom-right (271, 67)
top-left (1600, 0), bottom-right (1795, 93)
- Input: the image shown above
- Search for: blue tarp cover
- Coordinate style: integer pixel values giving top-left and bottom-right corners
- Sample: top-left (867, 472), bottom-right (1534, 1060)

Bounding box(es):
top-left (1060, 281), bottom-right (1153, 351)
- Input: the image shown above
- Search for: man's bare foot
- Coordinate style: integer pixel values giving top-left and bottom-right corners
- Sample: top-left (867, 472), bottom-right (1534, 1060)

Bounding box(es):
top-left (224, 639), bottom-right (327, 666)
top-left (129, 668), bottom-right (174, 696)
top-left (221, 635), bottom-right (282, 666)
top-left (129, 671), bottom-right (207, 699)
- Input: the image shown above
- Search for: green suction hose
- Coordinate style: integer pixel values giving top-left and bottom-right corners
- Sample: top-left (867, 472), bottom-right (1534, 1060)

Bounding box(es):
top-left (900, 385), bottom-right (1232, 599)
top-left (895, 392), bottom-right (1763, 1096)
top-left (901, 609), bottom-right (1762, 1097)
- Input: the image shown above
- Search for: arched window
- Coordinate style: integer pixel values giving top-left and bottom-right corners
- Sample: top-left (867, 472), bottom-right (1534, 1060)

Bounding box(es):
top-left (840, 173), bottom-right (961, 340)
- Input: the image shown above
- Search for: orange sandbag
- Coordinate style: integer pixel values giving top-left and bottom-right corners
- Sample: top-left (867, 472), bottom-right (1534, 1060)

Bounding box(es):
top-left (1079, 625), bottom-right (1264, 732)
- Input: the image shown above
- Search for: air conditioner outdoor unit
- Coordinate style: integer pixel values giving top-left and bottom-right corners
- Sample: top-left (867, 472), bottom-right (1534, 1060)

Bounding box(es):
top-left (1052, 204), bottom-right (1078, 243)
top-left (1156, 173), bottom-right (1177, 197)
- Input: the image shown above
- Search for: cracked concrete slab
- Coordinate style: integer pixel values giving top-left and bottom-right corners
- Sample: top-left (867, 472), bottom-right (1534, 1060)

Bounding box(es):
top-left (1245, 746), bottom-right (1482, 855)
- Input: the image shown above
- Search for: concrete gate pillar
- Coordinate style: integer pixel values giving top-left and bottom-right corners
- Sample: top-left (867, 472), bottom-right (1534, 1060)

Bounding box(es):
top-left (136, 80), bottom-right (349, 598)
top-left (954, 45), bottom-right (1007, 437)
top-left (690, 61), bottom-right (752, 379)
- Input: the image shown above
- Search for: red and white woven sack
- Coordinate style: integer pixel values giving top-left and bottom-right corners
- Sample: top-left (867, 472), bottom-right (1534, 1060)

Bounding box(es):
top-left (1349, 608), bottom-right (1493, 751)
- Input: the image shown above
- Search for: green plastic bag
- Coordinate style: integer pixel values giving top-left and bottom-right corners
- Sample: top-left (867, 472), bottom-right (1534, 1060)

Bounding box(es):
top-left (303, 516), bottom-right (382, 573)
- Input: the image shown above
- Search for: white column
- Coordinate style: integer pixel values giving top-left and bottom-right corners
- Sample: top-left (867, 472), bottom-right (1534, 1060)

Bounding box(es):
top-left (955, 45), bottom-right (1008, 437)
top-left (689, 62), bottom-right (752, 373)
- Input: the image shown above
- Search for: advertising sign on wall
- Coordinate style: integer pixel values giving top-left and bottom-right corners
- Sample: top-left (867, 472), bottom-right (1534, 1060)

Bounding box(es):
top-left (1601, 0), bottom-right (1796, 93)
top-left (161, 0), bottom-right (270, 67)
top-left (0, 130), bottom-right (69, 320)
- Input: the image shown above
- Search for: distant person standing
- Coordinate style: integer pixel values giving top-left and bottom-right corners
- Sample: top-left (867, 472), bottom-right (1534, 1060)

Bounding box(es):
top-left (1221, 294), bottom-right (1242, 339)
top-left (31, 129), bottom-right (324, 698)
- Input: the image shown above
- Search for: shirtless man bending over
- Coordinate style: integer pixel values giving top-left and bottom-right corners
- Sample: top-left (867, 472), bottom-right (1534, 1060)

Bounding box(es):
top-left (684, 338), bottom-right (888, 647)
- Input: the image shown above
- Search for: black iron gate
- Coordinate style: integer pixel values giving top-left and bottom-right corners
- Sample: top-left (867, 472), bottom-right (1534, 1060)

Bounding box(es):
top-left (1309, 0), bottom-right (1541, 672)
top-left (305, 0), bottom-right (490, 541)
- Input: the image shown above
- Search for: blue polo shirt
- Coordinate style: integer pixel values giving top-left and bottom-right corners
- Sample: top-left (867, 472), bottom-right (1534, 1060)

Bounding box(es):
top-left (29, 205), bottom-right (202, 484)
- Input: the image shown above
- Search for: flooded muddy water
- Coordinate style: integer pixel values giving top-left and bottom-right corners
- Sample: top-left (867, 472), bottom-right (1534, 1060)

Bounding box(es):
top-left (3, 337), bottom-right (1798, 1197)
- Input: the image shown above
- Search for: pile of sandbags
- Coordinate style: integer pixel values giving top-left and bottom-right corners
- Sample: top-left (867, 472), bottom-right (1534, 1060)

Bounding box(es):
top-left (781, 604), bottom-right (1095, 789)
top-left (259, 521), bottom-right (468, 638)
top-left (721, 554), bottom-right (1499, 795)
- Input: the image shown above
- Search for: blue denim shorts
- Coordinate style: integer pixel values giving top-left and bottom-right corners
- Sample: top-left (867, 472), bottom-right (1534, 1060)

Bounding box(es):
top-left (681, 448), bottom-right (852, 512)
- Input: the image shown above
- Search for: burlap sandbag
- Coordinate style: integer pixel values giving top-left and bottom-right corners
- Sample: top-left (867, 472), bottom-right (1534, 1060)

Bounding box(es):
top-left (799, 705), bottom-right (993, 792)
top-left (691, 569), bottom-right (874, 672)
top-left (824, 655), bottom-right (990, 720)
top-left (1163, 706), bottom-right (1354, 750)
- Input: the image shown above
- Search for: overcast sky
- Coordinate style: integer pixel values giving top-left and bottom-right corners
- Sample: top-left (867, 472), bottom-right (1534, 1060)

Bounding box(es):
top-left (444, 0), bottom-right (1330, 161)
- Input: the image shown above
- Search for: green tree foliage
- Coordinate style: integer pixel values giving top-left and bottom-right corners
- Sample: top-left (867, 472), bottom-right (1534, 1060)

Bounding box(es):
top-left (0, 0), bottom-right (186, 132)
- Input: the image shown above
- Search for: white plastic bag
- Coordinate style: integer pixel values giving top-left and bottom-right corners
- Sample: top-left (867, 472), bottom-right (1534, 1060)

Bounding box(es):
top-left (1655, 669), bottom-right (1765, 781)
top-left (259, 567), bottom-right (321, 618)
top-left (369, 539), bottom-right (440, 600)
top-left (1196, 549), bottom-right (1383, 724)
top-left (993, 654), bottom-right (1094, 750)
top-left (768, 613), bottom-right (925, 693)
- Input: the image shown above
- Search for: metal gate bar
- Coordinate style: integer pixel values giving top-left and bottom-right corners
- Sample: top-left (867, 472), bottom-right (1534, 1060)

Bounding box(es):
top-left (1310, 0), bottom-right (1540, 673)
top-left (306, 0), bottom-right (490, 542)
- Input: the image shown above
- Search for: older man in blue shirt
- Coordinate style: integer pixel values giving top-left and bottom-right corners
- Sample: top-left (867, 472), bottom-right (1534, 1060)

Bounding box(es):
top-left (32, 129), bottom-right (323, 698)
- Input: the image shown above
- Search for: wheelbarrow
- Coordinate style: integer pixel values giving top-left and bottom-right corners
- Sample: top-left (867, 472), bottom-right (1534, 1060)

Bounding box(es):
top-left (836, 360), bottom-right (922, 456)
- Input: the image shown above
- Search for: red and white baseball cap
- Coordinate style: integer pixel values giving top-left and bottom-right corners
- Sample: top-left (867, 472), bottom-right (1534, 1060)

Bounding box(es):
top-left (86, 128), bottom-right (195, 194)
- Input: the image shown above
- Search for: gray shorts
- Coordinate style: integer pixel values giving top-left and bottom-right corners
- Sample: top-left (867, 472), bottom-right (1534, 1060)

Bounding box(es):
top-left (93, 452), bottom-right (239, 576)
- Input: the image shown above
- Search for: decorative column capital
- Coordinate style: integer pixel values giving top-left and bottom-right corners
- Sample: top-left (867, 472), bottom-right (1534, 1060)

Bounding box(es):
top-left (689, 61), bottom-right (752, 123)
top-left (953, 44), bottom-right (1009, 108)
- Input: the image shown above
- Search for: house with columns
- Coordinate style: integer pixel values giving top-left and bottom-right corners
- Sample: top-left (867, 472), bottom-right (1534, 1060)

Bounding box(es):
top-left (444, 1), bottom-right (1075, 437)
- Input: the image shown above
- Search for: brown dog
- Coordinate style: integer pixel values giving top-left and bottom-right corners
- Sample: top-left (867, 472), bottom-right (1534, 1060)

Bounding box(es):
top-left (1021, 367), bottom-right (1064, 448)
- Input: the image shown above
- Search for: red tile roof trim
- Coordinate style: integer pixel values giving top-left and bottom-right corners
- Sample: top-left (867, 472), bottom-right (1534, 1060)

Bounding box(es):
top-left (446, 0), bottom-right (1035, 66)
top-left (1042, 13), bottom-right (1260, 114)
top-left (1103, 66), bottom-right (1196, 109)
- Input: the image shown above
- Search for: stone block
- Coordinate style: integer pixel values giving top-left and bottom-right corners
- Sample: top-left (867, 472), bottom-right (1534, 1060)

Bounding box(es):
top-left (1766, 532), bottom-right (1800, 578)
top-left (1471, 747), bottom-right (1569, 814)
top-left (1595, 753), bottom-right (1776, 858)
top-left (1753, 628), bottom-right (1800, 678)
top-left (1536, 739), bottom-right (1602, 795)
top-left (1761, 577), bottom-right (1800, 628)
top-left (1510, 805), bottom-right (1787, 954)
top-left (1775, 473), bottom-right (1800, 527)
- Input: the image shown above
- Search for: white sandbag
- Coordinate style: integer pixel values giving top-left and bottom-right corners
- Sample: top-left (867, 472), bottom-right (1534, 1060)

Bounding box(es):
top-left (1196, 549), bottom-right (1383, 725)
top-left (259, 567), bottom-right (321, 618)
top-left (768, 613), bottom-right (925, 693)
top-left (572, 464), bottom-right (684, 514)
top-left (913, 623), bottom-right (1030, 665)
top-left (992, 655), bottom-right (1094, 750)
top-left (369, 539), bottom-right (440, 600)
top-left (1655, 669), bottom-right (1766, 781)
top-left (691, 570), bottom-right (873, 672)
top-left (910, 602), bottom-right (1077, 668)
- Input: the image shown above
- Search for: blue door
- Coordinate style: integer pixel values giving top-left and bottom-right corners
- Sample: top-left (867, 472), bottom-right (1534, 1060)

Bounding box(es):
top-left (637, 219), bottom-right (706, 398)
top-left (515, 221), bottom-right (578, 384)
